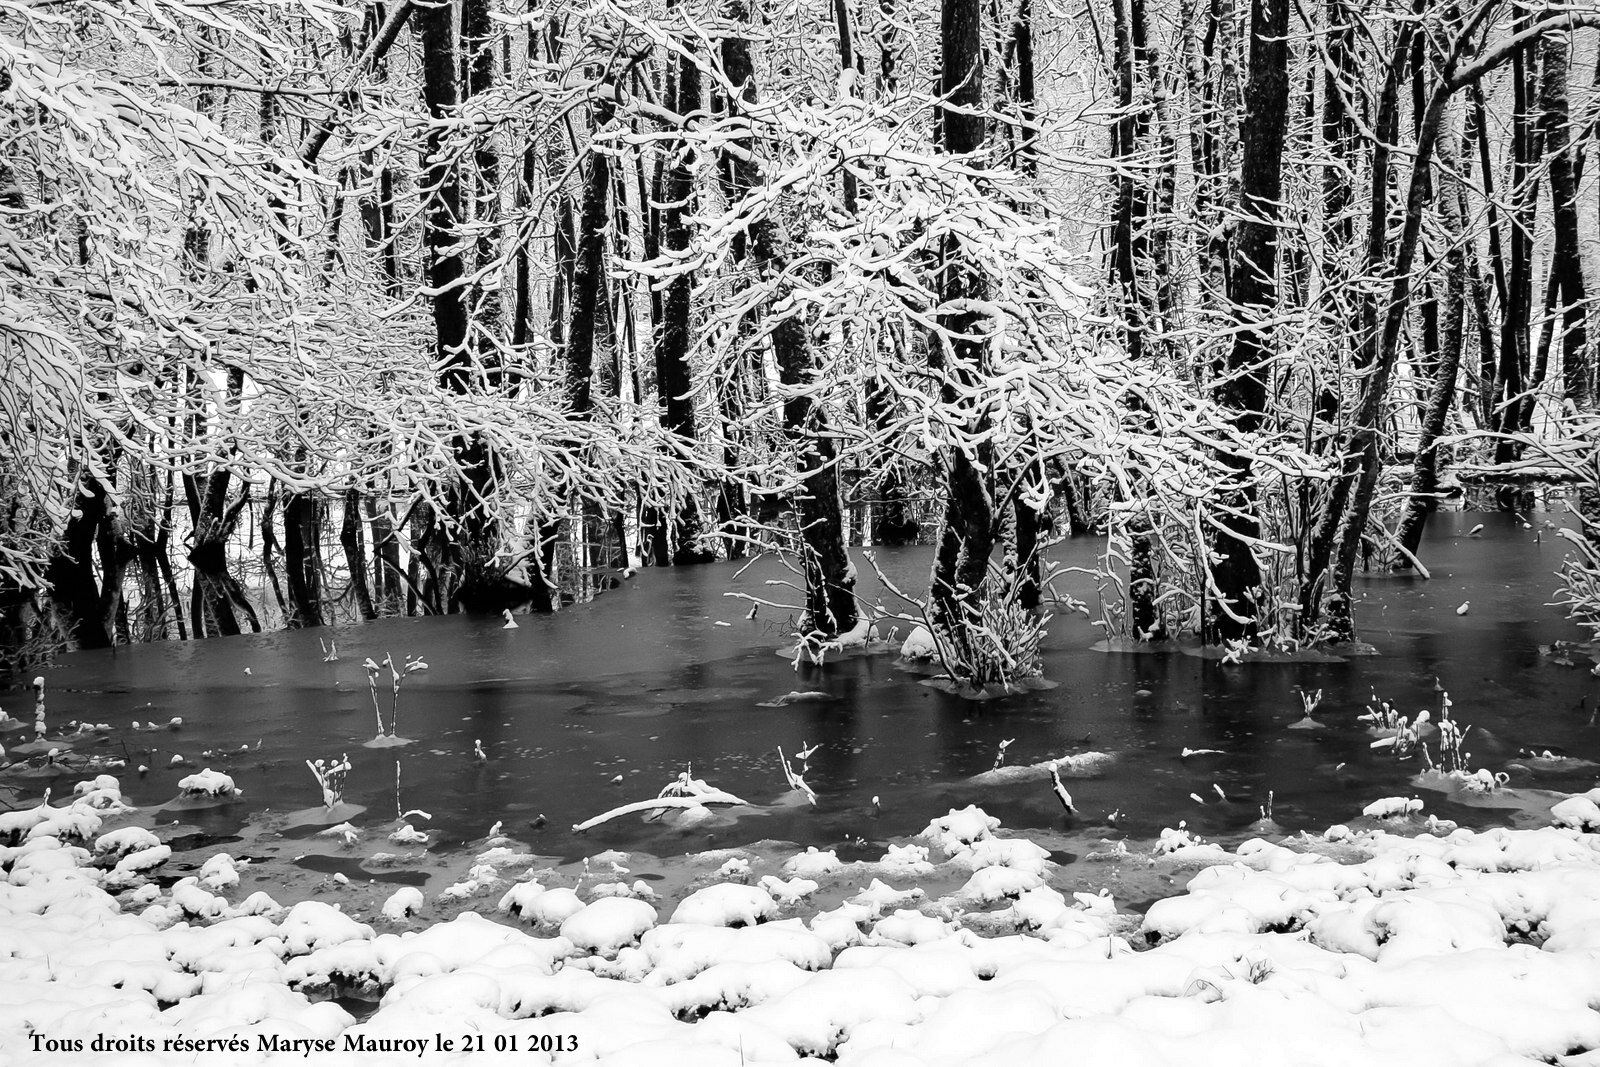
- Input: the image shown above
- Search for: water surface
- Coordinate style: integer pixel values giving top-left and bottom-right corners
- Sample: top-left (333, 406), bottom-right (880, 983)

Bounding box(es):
top-left (20, 511), bottom-right (1600, 868)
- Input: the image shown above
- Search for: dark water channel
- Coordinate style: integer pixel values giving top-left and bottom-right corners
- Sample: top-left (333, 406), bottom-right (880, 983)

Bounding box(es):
top-left (21, 511), bottom-right (1600, 868)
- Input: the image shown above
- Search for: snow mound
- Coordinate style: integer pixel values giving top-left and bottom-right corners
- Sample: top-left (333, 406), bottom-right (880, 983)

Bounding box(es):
top-left (900, 625), bottom-right (938, 660)
top-left (176, 768), bottom-right (240, 797)
top-left (919, 805), bottom-right (1001, 856)
top-left (197, 852), bottom-right (241, 891)
top-left (1363, 796), bottom-right (1425, 819)
top-left (1551, 788), bottom-right (1600, 831)
top-left (94, 826), bottom-right (160, 856)
top-left (758, 875), bottom-right (820, 904)
top-left (670, 883), bottom-right (778, 927)
top-left (381, 887), bottom-right (424, 921)
top-left (519, 885), bottom-right (585, 926)
top-left (17, 776), bottom-right (1600, 1066)
top-left (561, 896), bottom-right (658, 955)
top-left (278, 901), bottom-right (373, 954)
top-left (783, 846), bottom-right (843, 878)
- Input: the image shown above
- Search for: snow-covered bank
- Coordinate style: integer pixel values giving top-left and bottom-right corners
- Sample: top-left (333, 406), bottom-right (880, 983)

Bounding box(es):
top-left (8, 780), bottom-right (1600, 1065)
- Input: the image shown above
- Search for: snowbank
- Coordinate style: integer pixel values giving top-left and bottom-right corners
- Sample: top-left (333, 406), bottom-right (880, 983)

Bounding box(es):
top-left (11, 780), bottom-right (1600, 1065)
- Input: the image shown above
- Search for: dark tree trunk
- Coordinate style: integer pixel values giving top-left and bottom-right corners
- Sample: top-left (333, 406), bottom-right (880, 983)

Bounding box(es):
top-left (1300, 13), bottom-right (1417, 628)
top-left (282, 489), bottom-right (324, 628)
top-left (342, 487), bottom-right (377, 621)
top-left (655, 34), bottom-right (715, 566)
top-left (1197, 0), bottom-right (1241, 301)
top-left (260, 481), bottom-right (288, 620)
top-left (186, 464), bottom-right (259, 639)
top-left (154, 477), bottom-right (186, 641)
top-left (365, 496), bottom-right (403, 616)
top-left (463, 0), bottom-right (504, 381)
top-left (1492, 19), bottom-right (1540, 480)
top-left (122, 479), bottom-right (171, 643)
top-left (566, 89), bottom-right (613, 419)
top-left (1003, 0), bottom-right (1046, 608)
top-left (722, 0), bottom-right (857, 637)
top-left (1181, 0), bottom-right (1216, 301)
top-left (1321, 0), bottom-right (1359, 258)
top-left (1320, 5), bottom-right (1505, 641)
top-left (567, 85), bottom-right (618, 593)
top-left (1006, 0), bottom-right (1037, 172)
top-left (417, 0), bottom-right (530, 611)
top-left (1397, 105), bottom-right (1467, 561)
top-left (929, 0), bottom-right (998, 642)
top-left (711, 40), bottom-right (757, 564)
top-left (46, 474), bottom-right (111, 648)
top-left (866, 378), bottom-right (919, 545)
top-left (640, 138), bottom-right (670, 568)
top-left (1108, 0), bottom-right (1150, 363)
top-left (877, 0), bottom-right (900, 96)
top-left (1107, 0), bottom-right (1160, 633)
top-left (130, 535), bottom-right (167, 642)
top-left (418, 0), bottom-right (468, 543)
top-left (1540, 29), bottom-right (1590, 409)
top-left (1464, 92), bottom-right (1500, 422)
top-left (1208, 0), bottom-right (1289, 644)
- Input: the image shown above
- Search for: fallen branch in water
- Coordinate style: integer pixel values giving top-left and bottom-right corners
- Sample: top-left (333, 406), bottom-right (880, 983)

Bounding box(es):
top-left (572, 792), bottom-right (751, 832)
top-left (574, 768), bottom-right (751, 832)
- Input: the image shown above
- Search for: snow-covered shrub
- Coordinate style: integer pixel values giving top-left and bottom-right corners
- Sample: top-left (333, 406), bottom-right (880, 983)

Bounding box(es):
top-left (177, 769), bottom-right (240, 798)
top-left (918, 806), bottom-right (1000, 857)
top-left (783, 847), bottom-right (842, 879)
top-left (305, 754), bottom-right (351, 808)
top-left (382, 887), bottom-right (424, 921)
top-left (363, 654), bottom-right (428, 738)
top-left (670, 884), bottom-right (779, 928)
top-left (560, 897), bottom-right (657, 955)
top-left (1553, 487), bottom-right (1600, 641)
top-left (1363, 796), bottom-right (1424, 819)
top-left (924, 559), bottom-right (1050, 693)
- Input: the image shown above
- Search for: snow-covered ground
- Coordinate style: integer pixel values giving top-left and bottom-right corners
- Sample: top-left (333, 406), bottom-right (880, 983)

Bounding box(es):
top-left (8, 777), bottom-right (1600, 1065)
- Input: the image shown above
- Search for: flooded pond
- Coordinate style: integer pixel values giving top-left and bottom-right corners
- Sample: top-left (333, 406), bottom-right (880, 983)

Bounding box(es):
top-left (9, 510), bottom-right (1600, 903)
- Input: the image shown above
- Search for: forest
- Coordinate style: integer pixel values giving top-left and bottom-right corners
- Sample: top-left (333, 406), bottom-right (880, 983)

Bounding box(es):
top-left (5, 0), bottom-right (1600, 684)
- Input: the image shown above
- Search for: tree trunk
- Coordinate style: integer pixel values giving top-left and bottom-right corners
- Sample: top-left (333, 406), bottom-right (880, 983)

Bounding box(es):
top-left (722, 0), bottom-right (857, 637)
top-left (929, 0), bottom-right (997, 647)
top-left (121, 476), bottom-right (171, 643)
top-left (418, 0), bottom-right (468, 579)
top-left (1492, 18), bottom-right (1540, 489)
top-left (1540, 29), bottom-right (1590, 410)
top-left (1320, 0), bottom-right (1359, 259)
top-left (1001, 0), bottom-right (1037, 172)
top-left (655, 34), bottom-right (715, 565)
top-left (46, 474), bottom-right (111, 648)
top-left (1461, 98), bottom-right (1499, 422)
top-left (1107, 0), bottom-right (1150, 363)
top-left (1396, 102), bottom-right (1466, 561)
top-left (1300, 13), bottom-right (1417, 627)
top-left (282, 489), bottom-right (324, 628)
top-left (1322, 8), bottom-right (1498, 641)
top-left (567, 83), bottom-right (619, 595)
top-left (464, 0), bottom-right (505, 387)
top-left (260, 481), bottom-right (289, 620)
top-left (366, 496), bottom-right (403, 616)
top-left (155, 475), bottom-right (186, 641)
top-left (186, 465), bottom-right (259, 639)
top-left (877, 0), bottom-right (900, 96)
top-left (566, 87), bottom-right (613, 420)
top-left (417, 0), bottom-right (528, 611)
top-left (1208, 0), bottom-right (1289, 644)
top-left (342, 487), bottom-right (377, 621)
